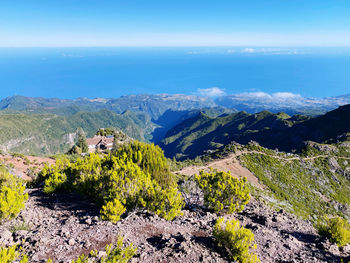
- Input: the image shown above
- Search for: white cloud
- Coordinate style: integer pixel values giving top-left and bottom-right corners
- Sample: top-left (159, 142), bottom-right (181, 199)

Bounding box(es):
top-left (236, 92), bottom-right (302, 101)
top-left (240, 48), bottom-right (303, 55)
top-left (273, 92), bottom-right (302, 100)
top-left (241, 48), bottom-right (256, 53)
top-left (197, 87), bottom-right (226, 97)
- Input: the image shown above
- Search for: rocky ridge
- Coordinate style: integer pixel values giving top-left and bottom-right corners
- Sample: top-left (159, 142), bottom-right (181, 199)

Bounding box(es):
top-left (0, 189), bottom-right (349, 262)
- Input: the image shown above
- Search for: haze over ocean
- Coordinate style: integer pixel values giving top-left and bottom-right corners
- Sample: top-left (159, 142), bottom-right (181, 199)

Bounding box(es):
top-left (1, 47), bottom-right (350, 99)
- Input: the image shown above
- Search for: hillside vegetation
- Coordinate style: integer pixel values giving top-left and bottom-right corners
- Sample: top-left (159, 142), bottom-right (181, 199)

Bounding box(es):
top-left (160, 104), bottom-right (350, 160)
top-left (0, 94), bottom-right (215, 120)
top-left (187, 142), bottom-right (350, 222)
top-left (0, 110), bottom-right (153, 156)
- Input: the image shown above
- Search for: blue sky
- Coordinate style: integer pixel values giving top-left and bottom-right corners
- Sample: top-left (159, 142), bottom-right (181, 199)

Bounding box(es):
top-left (1, 0), bottom-right (350, 47)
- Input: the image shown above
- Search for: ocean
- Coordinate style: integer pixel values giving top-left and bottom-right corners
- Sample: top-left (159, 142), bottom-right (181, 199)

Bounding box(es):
top-left (0, 47), bottom-right (349, 99)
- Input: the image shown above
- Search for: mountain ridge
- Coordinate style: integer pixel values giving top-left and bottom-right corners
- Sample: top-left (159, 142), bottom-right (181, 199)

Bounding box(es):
top-left (160, 104), bottom-right (350, 160)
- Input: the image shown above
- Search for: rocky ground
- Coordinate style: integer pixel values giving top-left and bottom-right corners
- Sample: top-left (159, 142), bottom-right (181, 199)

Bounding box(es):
top-left (0, 188), bottom-right (349, 263)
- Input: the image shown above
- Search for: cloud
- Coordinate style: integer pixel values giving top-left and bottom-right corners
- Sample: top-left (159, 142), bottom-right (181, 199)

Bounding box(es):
top-left (240, 48), bottom-right (303, 55)
top-left (241, 48), bottom-right (256, 53)
top-left (197, 87), bottom-right (226, 97)
top-left (236, 92), bottom-right (302, 101)
top-left (273, 92), bottom-right (302, 100)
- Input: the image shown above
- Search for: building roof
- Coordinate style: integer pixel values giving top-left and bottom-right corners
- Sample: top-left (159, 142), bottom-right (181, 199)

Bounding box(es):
top-left (86, 136), bottom-right (114, 146)
top-left (86, 136), bottom-right (104, 146)
top-left (100, 137), bottom-right (114, 146)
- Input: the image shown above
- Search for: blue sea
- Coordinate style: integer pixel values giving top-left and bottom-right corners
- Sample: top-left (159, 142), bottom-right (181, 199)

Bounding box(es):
top-left (0, 47), bottom-right (350, 99)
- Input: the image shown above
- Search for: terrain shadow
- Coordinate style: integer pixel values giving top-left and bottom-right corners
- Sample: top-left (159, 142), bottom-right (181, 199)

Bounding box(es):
top-left (285, 230), bottom-right (347, 263)
top-left (30, 188), bottom-right (99, 218)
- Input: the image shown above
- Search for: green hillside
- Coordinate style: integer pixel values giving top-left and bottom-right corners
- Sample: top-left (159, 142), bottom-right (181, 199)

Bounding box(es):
top-left (0, 94), bottom-right (216, 119)
top-left (159, 110), bottom-right (296, 159)
top-left (241, 145), bottom-right (350, 220)
top-left (159, 104), bottom-right (350, 160)
top-left (0, 110), bottom-right (153, 156)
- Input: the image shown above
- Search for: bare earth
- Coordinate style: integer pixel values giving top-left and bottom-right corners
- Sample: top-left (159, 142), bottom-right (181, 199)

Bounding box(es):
top-left (0, 154), bottom-right (55, 180)
top-left (176, 153), bottom-right (263, 189)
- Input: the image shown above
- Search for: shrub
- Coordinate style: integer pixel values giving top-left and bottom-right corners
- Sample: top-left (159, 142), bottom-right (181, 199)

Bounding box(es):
top-left (0, 245), bottom-right (28, 263)
top-left (214, 217), bottom-right (259, 263)
top-left (102, 237), bottom-right (137, 263)
top-left (114, 141), bottom-right (175, 187)
top-left (71, 237), bottom-right (136, 263)
top-left (0, 167), bottom-right (28, 221)
top-left (318, 216), bottom-right (350, 247)
top-left (145, 186), bottom-right (184, 220)
top-left (195, 170), bottom-right (250, 214)
top-left (100, 199), bottom-right (126, 223)
top-left (38, 143), bottom-right (184, 222)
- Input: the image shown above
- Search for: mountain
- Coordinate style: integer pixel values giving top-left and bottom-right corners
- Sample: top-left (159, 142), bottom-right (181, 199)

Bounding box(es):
top-left (159, 110), bottom-right (294, 159)
top-left (0, 109), bottom-right (153, 155)
top-left (0, 94), bottom-right (216, 119)
top-left (159, 104), bottom-right (350, 160)
top-left (105, 94), bottom-right (216, 120)
top-left (1, 94), bottom-right (350, 157)
top-left (151, 107), bottom-right (236, 143)
top-left (215, 92), bottom-right (350, 116)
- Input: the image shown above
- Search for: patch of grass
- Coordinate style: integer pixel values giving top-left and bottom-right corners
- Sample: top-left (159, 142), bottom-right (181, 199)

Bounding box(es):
top-left (10, 222), bottom-right (31, 233)
top-left (239, 151), bottom-right (350, 221)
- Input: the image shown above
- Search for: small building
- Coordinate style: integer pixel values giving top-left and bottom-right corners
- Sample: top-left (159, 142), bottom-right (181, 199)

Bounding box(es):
top-left (86, 135), bottom-right (114, 153)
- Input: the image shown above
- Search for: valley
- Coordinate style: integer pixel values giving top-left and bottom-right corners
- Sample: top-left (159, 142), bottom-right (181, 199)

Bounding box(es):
top-left (0, 95), bottom-right (349, 262)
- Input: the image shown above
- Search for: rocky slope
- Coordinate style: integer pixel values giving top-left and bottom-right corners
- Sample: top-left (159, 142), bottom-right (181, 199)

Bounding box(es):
top-left (0, 188), bottom-right (349, 262)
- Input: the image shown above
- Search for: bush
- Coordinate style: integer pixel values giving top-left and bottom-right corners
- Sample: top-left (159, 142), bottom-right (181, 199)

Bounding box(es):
top-left (114, 141), bottom-right (175, 187)
top-left (195, 170), bottom-right (250, 214)
top-left (71, 237), bottom-right (136, 263)
top-left (0, 245), bottom-right (28, 263)
top-left (37, 143), bottom-right (184, 222)
top-left (318, 216), bottom-right (350, 247)
top-left (100, 199), bottom-right (126, 223)
top-left (0, 167), bottom-right (28, 221)
top-left (214, 217), bottom-right (259, 263)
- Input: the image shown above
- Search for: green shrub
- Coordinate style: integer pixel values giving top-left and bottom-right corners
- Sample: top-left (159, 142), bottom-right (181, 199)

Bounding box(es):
top-left (100, 199), bottom-right (126, 223)
top-left (318, 216), bottom-right (350, 247)
top-left (71, 237), bottom-right (136, 263)
top-left (114, 141), bottom-right (175, 187)
top-left (0, 168), bottom-right (28, 221)
top-left (38, 143), bottom-right (184, 222)
top-left (214, 217), bottom-right (259, 263)
top-left (145, 186), bottom-right (184, 221)
top-left (0, 245), bottom-right (28, 263)
top-left (195, 170), bottom-right (250, 214)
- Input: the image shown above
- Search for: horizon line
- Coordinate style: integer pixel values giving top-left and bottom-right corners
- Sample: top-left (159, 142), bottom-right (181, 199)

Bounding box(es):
top-left (1, 45), bottom-right (350, 48)
top-left (1, 92), bottom-right (348, 101)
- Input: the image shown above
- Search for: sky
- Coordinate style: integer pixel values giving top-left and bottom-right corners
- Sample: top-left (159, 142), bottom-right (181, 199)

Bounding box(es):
top-left (1, 0), bottom-right (350, 47)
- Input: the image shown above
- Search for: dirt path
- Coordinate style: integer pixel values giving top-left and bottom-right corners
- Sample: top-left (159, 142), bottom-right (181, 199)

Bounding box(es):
top-left (175, 150), bottom-right (350, 189)
top-left (176, 153), bottom-right (264, 188)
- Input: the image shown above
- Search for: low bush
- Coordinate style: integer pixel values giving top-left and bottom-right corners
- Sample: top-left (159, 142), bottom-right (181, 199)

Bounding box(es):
top-left (71, 237), bottom-right (136, 263)
top-left (318, 216), bottom-right (350, 247)
top-left (214, 217), bottom-right (259, 263)
top-left (37, 142), bottom-right (184, 222)
top-left (0, 167), bottom-right (28, 221)
top-left (114, 141), bottom-right (175, 188)
top-left (195, 170), bottom-right (250, 214)
top-left (0, 245), bottom-right (28, 263)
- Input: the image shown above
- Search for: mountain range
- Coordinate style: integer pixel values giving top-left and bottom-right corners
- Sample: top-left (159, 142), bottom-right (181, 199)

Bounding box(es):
top-left (0, 93), bottom-right (350, 156)
top-left (1, 92), bottom-right (350, 117)
top-left (160, 104), bottom-right (350, 160)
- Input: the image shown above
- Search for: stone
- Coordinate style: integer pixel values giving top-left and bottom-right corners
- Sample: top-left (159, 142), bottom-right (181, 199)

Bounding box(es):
top-left (68, 238), bottom-right (75, 246)
top-left (0, 228), bottom-right (13, 245)
top-left (85, 218), bottom-right (92, 225)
